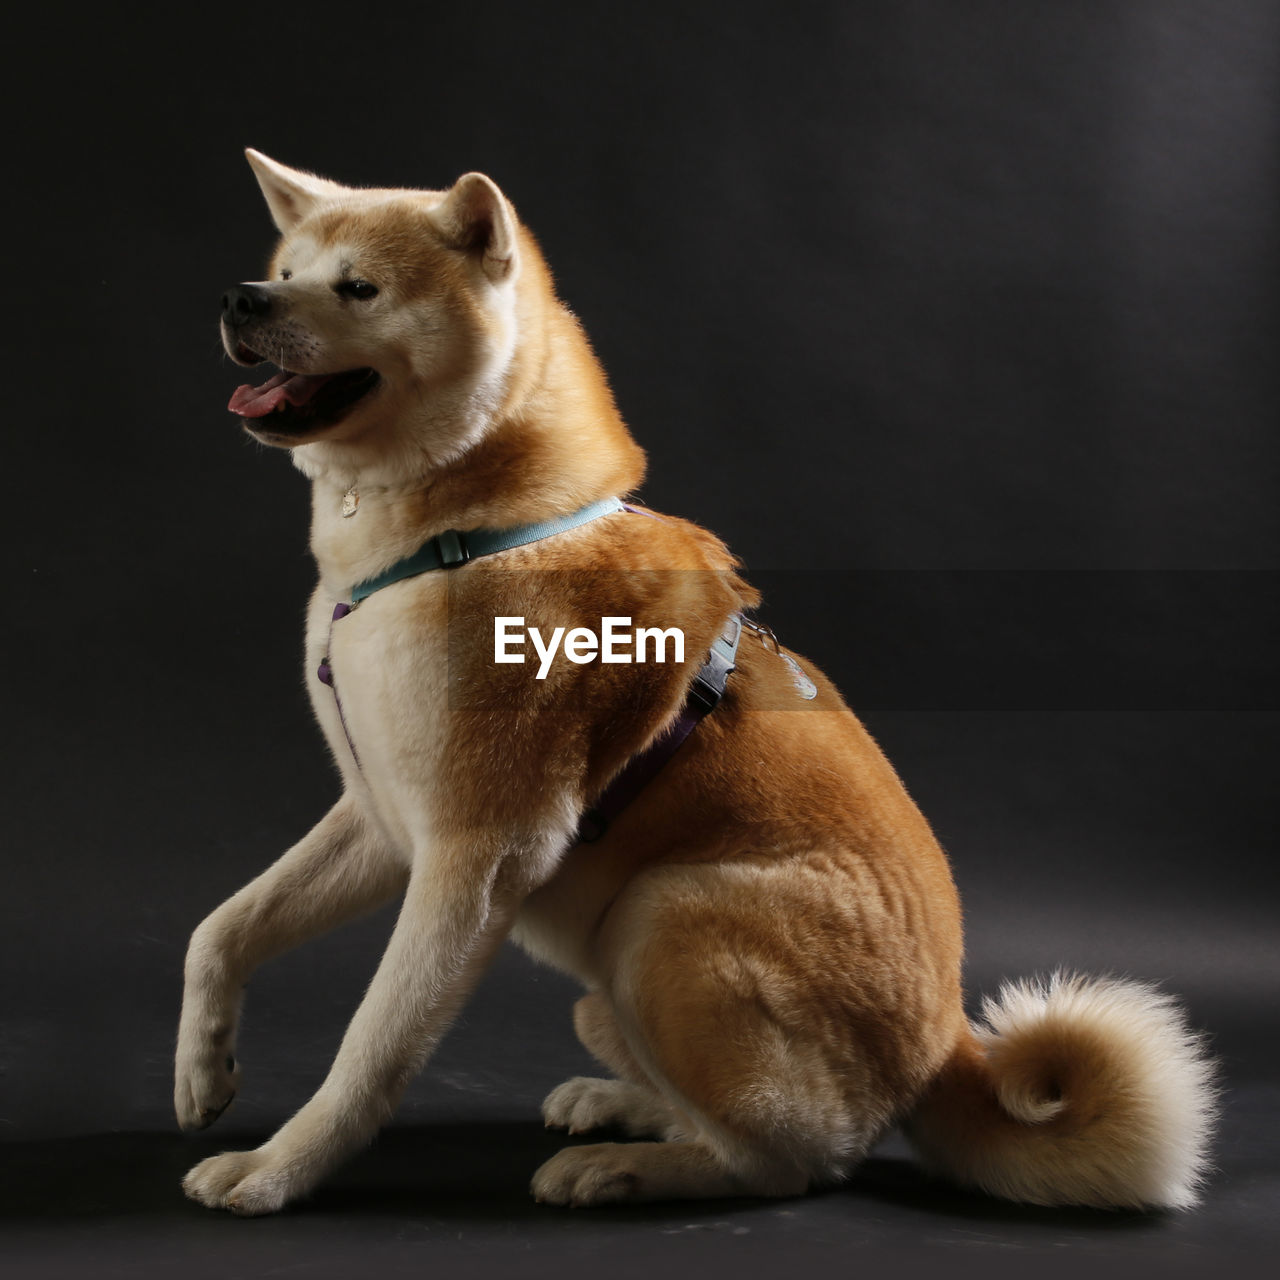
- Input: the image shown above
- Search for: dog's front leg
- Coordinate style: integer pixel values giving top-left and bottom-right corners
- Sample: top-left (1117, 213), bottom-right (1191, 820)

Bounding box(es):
top-left (181, 836), bottom-right (530, 1215)
top-left (175, 793), bottom-right (406, 1132)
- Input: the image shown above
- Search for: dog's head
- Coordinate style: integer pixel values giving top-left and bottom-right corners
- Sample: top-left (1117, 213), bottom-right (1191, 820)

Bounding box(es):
top-left (222, 150), bottom-right (524, 470)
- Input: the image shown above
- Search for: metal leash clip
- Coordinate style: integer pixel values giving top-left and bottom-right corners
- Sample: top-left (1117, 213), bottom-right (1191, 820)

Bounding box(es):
top-left (741, 615), bottom-right (781, 654)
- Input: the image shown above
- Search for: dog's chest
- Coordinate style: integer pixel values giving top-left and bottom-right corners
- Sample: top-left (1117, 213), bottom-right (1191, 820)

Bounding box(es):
top-left (304, 582), bottom-right (452, 856)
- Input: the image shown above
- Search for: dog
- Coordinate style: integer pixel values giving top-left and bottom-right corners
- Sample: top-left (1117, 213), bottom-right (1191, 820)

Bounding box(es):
top-left (175, 150), bottom-right (1216, 1215)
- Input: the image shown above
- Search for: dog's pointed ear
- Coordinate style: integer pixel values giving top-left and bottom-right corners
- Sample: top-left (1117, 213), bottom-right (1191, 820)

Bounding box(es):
top-left (245, 149), bottom-right (346, 233)
top-left (431, 173), bottom-right (519, 282)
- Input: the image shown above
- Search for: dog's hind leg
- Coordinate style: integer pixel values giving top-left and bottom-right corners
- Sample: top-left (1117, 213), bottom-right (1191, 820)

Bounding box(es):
top-left (533, 970), bottom-right (817, 1205)
top-left (532, 974), bottom-right (816, 1206)
top-left (532, 861), bottom-right (902, 1207)
top-left (542, 993), bottom-right (689, 1139)
top-left (175, 793), bottom-right (406, 1132)
top-left (572, 991), bottom-right (648, 1082)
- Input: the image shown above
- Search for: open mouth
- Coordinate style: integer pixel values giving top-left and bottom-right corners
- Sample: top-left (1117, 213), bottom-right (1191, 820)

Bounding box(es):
top-left (228, 351), bottom-right (380, 435)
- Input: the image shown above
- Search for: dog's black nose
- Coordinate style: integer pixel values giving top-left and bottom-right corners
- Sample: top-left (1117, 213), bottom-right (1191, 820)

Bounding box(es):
top-left (221, 283), bottom-right (272, 326)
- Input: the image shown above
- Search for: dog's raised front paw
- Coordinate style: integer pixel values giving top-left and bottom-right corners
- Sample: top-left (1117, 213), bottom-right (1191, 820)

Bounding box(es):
top-left (182, 1145), bottom-right (304, 1216)
top-left (174, 1036), bottom-right (241, 1132)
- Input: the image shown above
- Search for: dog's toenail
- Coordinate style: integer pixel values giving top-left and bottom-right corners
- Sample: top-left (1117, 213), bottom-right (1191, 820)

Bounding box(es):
top-left (226, 1055), bottom-right (236, 1073)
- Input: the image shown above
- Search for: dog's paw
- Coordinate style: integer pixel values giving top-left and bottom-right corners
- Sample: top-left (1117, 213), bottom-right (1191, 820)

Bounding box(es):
top-left (182, 1145), bottom-right (303, 1216)
top-left (531, 1143), bottom-right (646, 1207)
top-left (541, 1076), bottom-right (680, 1138)
top-left (174, 1036), bottom-right (241, 1132)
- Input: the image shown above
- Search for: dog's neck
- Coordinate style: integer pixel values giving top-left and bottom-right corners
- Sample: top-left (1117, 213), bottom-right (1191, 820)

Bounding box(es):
top-left (302, 298), bottom-right (646, 603)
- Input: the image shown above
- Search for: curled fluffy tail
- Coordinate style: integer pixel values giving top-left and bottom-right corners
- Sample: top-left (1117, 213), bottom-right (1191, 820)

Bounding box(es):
top-left (905, 972), bottom-right (1218, 1209)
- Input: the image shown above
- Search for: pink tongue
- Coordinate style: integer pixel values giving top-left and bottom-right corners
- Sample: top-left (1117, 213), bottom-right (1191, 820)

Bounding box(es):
top-left (228, 370), bottom-right (337, 418)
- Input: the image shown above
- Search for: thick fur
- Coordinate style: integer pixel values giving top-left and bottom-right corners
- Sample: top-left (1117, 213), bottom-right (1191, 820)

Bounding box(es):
top-left (176, 152), bottom-right (1217, 1216)
top-left (907, 973), bottom-right (1217, 1208)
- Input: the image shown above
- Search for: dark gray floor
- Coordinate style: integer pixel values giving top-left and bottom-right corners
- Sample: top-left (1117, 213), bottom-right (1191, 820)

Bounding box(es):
top-left (0, 1094), bottom-right (1272, 1280)
top-left (2, 1089), bottom-right (1276, 1280)
top-left (2, 941), bottom-right (1276, 1280)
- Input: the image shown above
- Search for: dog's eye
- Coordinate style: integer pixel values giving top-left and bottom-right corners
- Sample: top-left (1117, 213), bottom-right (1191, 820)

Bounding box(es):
top-left (280, 269), bottom-right (292, 281)
top-left (335, 278), bottom-right (378, 300)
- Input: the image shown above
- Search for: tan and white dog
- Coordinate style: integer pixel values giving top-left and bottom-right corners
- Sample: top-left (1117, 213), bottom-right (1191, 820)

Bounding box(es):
top-left (175, 151), bottom-right (1216, 1216)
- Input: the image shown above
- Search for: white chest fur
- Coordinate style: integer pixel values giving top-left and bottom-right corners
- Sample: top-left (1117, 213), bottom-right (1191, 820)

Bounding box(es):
top-left (304, 578), bottom-right (452, 863)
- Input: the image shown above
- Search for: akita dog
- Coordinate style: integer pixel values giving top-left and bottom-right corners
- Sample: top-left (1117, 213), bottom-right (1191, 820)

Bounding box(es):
top-left (176, 151), bottom-right (1216, 1215)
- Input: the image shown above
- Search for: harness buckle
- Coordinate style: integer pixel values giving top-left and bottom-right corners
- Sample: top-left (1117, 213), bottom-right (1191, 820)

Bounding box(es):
top-left (435, 529), bottom-right (471, 568)
top-left (687, 615), bottom-right (741, 713)
top-left (687, 674), bottom-right (724, 714)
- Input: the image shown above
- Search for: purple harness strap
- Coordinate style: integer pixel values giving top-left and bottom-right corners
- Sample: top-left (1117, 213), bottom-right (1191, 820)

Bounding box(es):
top-left (574, 610), bottom-right (740, 843)
top-left (316, 501), bottom-right (740, 844)
top-left (317, 602), bottom-right (361, 769)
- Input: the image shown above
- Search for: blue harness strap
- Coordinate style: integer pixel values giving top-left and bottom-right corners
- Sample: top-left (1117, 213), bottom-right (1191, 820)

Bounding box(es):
top-left (350, 496), bottom-right (626, 604)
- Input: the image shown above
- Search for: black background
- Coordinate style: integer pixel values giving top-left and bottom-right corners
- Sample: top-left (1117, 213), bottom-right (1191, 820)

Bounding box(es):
top-left (3, 2), bottom-right (1277, 1276)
